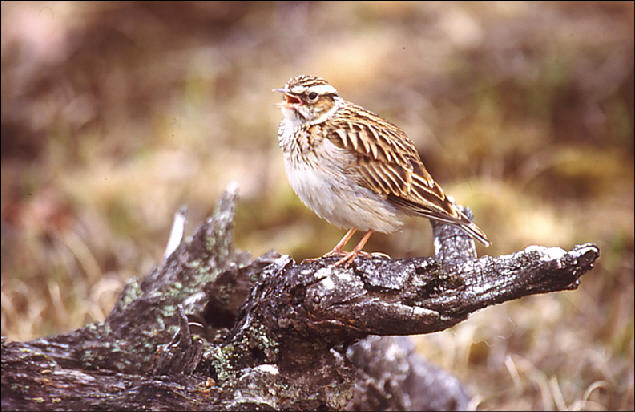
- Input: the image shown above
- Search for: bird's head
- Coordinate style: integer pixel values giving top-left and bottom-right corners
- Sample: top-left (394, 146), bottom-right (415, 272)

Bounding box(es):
top-left (274, 75), bottom-right (342, 123)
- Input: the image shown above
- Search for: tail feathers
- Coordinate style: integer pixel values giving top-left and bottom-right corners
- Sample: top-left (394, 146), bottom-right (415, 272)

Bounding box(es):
top-left (408, 206), bottom-right (490, 246)
top-left (457, 221), bottom-right (490, 247)
top-left (388, 194), bottom-right (490, 246)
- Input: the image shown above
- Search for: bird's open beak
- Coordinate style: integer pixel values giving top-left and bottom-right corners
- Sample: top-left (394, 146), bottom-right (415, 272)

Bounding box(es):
top-left (273, 88), bottom-right (302, 107)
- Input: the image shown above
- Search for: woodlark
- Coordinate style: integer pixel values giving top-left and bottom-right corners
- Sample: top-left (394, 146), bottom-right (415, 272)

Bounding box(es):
top-left (274, 75), bottom-right (489, 266)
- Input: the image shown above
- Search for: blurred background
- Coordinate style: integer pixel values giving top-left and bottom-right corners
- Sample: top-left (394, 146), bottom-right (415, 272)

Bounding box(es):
top-left (1, 2), bottom-right (633, 410)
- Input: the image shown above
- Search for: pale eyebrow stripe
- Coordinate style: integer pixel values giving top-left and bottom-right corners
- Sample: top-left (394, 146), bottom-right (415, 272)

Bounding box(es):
top-left (309, 84), bottom-right (338, 95)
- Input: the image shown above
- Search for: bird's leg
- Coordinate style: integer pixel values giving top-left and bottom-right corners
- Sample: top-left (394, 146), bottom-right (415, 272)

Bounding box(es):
top-left (301, 228), bottom-right (357, 263)
top-left (322, 228), bottom-right (357, 257)
top-left (335, 230), bottom-right (374, 267)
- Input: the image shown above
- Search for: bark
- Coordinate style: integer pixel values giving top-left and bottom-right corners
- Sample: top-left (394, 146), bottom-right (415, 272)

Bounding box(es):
top-left (1, 186), bottom-right (600, 411)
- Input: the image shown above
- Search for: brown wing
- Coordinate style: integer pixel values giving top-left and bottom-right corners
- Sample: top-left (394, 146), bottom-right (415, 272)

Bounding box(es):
top-left (325, 102), bottom-right (490, 245)
top-left (326, 103), bottom-right (458, 216)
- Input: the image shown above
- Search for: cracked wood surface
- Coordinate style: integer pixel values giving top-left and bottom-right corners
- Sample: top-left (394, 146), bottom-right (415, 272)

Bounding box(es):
top-left (1, 186), bottom-right (599, 410)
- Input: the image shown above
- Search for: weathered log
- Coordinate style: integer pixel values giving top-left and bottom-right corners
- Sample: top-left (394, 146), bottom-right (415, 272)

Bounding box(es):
top-left (1, 185), bottom-right (599, 410)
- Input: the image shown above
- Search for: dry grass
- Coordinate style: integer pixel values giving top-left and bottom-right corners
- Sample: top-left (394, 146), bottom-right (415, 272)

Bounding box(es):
top-left (1, 2), bottom-right (633, 410)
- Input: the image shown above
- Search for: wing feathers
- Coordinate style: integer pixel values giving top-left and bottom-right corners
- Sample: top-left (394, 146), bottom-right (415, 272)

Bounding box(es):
top-left (325, 101), bottom-right (489, 246)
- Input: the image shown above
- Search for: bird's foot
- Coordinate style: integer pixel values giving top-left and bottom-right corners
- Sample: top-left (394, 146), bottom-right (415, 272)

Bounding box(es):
top-left (366, 251), bottom-right (391, 259)
top-left (334, 250), bottom-right (359, 267)
top-left (333, 250), bottom-right (391, 267)
top-left (300, 248), bottom-right (346, 264)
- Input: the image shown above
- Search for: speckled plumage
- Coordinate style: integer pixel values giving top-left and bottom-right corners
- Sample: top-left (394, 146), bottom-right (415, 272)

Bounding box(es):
top-left (275, 75), bottom-right (489, 265)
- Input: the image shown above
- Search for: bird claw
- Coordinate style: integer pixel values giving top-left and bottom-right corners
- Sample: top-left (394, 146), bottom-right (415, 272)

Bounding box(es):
top-left (301, 249), bottom-right (346, 264)
top-left (322, 249), bottom-right (348, 258)
top-left (365, 251), bottom-right (391, 259)
top-left (302, 229), bottom-right (389, 267)
top-left (334, 250), bottom-right (391, 267)
top-left (334, 251), bottom-right (358, 267)
top-left (302, 250), bottom-right (390, 267)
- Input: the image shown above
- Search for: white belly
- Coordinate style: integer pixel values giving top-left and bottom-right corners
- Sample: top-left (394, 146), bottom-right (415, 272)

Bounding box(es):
top-left (282, 149), bottom-right (403, 233)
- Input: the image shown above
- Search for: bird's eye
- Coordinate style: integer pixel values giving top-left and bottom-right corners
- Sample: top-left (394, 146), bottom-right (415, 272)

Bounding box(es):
top-left (307, 92), bottom-right (318, 101)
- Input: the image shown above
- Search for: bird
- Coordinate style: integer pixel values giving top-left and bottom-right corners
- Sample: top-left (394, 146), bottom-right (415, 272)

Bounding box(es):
top-left (274, 75), bottom-right (489, 266)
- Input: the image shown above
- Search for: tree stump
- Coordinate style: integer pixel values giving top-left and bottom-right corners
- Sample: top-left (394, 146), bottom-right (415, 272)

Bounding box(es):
top-left (1, 185), bottom-right (600, 410)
